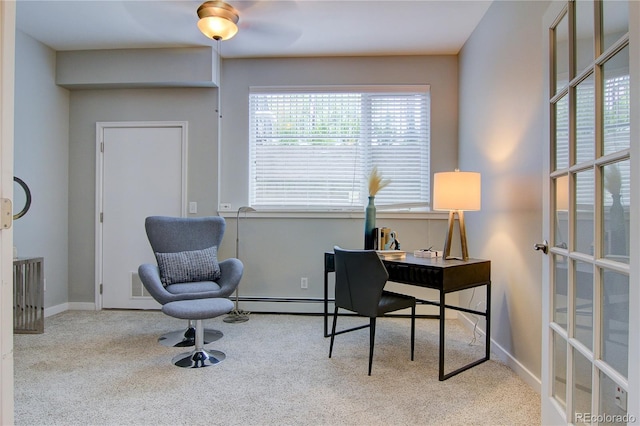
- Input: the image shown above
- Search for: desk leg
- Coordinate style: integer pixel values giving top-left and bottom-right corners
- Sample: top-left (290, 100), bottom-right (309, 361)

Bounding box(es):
top-left (486, 282), bottom-right (491, 362)
top-left (439, 282), bottom-right (491, 381)
top-left (324, 267), bottom-right (329, 338)
top-left (439, 290), bottom-right (446, 381)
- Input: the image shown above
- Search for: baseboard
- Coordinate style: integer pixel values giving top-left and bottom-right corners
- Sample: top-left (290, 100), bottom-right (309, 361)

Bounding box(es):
top-left (238, 297), bottom-right (455, 317)
top-left (458, 312), bottom-right (541, 394)
top-left (45, 302), bottom-right (95, 318)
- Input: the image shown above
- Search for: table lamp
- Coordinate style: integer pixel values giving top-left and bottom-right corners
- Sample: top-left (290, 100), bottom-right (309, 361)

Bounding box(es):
top-left (224, 206), bottom-right (255, 323)
top-left (433, 170), bottom-right (481, 260)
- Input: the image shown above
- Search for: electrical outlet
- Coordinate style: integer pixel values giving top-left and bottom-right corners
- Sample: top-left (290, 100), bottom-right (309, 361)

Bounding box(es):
top-left (301, 277), bottom-right (308, 289)
top-left (220, 203), bottom-right (232, 210)
top-left (188, 202), bottom-right (198, 214)
top-left (615, 386), bottom-right (627, 410)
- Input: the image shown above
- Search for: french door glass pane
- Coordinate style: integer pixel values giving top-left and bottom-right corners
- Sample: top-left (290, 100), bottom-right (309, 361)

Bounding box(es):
top-left (599, 370), bottom-right (628, 420)
top-left (555, 175), bottom-right (569, 248)
top-left (554, 254), bottom-right (569, 329)
top-left (601, 269), bottom-right (629, 378)
top-left (602, 0), bottom-right (628, 54)
top-left (576, 74), bottom-right (595, 164)
top-left (553, 330), bottom-right (567, 408)
top-left (603, 45), bottom-right (630, 156)
top-left (555, 95), bottom-right (569, 170)
top-left (575, 169), bottom-right (595, 255)
top-left (575, 0), bottom-right (595, 72)
top-left (603, 160), bottom-right (630, 260)
top-left (575, 260), bottom-right (594, 350)
top-left (555, 12), bottom-right (570, 93)
top-left (573, 348), bottom-right (593, 423)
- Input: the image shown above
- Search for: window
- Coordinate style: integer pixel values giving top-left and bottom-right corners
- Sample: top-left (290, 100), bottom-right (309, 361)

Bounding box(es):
top-left (249, 86), bottom-right (430, 210)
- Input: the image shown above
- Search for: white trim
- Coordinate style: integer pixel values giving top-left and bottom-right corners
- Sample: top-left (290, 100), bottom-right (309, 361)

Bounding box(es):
top-left (458, 312), bottom-right (542, 394)
top-left (542, 2), bottom-right (570, 424)
top-left (0, 1), bottom-right (16, 423)
top-left (626, 0), bottom-right (640, 420)
top-left (249, 84), bottom-right (430, 94)
top-left (217, 209), bottom-right (449, 220)
top-left (95, 121), bottom-right (188, 310)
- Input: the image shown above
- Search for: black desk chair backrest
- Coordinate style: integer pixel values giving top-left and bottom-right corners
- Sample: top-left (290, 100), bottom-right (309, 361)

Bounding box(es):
top-left (334, 247), bottom-right (389, 317)
top-left (330, 246), bottom-right (415, 375)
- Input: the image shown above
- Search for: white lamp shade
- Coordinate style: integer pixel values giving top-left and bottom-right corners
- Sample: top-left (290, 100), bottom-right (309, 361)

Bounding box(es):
top-left (433, 171), bottom-right (481, 211)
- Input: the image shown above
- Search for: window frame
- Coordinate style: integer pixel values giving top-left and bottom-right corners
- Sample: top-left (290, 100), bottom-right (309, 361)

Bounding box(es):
top-left (247, 85), bottom-right (432, 213)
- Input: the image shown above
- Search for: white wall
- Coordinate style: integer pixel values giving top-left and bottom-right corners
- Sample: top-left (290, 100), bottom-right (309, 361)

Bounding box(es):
top-left (14, 30), bottom-right (69, 309)
top-left (458, 0), bottom-right (550, 390)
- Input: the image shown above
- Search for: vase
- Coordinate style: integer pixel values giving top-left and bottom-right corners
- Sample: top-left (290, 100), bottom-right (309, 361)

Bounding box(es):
top-left (609, 193), bottom-right (627, 255)
top-left (364, 196), bottom-right (376, 249)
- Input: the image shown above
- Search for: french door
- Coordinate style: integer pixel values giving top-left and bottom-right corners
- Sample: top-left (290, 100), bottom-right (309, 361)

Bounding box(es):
top-left (542, 1), bottom-right (638, 423)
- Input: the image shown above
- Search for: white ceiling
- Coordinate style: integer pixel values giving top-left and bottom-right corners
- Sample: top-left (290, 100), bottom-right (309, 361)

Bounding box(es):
top-left (16, 0), bottom-right (493, 58)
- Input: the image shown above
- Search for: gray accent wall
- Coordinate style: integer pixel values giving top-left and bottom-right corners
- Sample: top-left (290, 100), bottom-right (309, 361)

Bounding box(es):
top-left (218, 56), bottom-right (459, 314)
top-left (68, 88), bottom-right (218, 303)
top-left (220, 55), bottom-right (460, 209)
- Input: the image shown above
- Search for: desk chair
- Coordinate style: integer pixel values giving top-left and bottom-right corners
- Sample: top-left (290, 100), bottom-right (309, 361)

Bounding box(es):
top-left (138, 216), bottom-right (243, 347)
top-left (329, 246), bottom-right (416, 375)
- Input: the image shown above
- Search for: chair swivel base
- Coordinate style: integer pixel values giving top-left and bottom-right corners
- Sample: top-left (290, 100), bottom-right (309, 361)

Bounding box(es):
top-left (173, 348), bottom-right (226, 368)
top-left (158, 327), bottom-right (223, 347)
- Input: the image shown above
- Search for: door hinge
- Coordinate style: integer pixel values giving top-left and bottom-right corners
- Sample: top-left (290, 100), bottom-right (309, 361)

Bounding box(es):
top-left (100, 212), bottom-right (103, 223)
top-left (1, 198), bottom-right (12, 229)
top-left (100, 283), bottom-right (103, 294)
top-left (101, 142), bottom-right (104, 153)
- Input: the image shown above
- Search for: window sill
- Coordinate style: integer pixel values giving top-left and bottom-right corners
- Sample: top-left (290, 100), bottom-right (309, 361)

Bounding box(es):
top-left (218, 209), bottom-right (449, 220)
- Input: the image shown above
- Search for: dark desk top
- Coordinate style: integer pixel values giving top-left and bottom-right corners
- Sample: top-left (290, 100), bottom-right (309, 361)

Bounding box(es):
top-left (325, 252), bottom-right (490, 293)
top-left (382, 255), bottom-right (490, 293)
top-left (382, 254), bottom-right (489, 268)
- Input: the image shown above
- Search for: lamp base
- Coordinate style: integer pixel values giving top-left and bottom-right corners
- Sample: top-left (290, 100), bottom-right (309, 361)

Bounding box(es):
top-left (443, 210), bottom-right (470, 261)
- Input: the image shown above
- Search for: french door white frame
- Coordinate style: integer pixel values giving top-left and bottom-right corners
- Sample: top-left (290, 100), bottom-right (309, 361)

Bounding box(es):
top-left (542, 1), bottom-right (640, 424)
top-left (0, 1), bottom-right (15, 423)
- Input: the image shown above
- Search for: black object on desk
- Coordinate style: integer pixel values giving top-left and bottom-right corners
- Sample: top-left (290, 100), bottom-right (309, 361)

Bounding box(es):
top-left (324, 252), bottom-right (491, 381)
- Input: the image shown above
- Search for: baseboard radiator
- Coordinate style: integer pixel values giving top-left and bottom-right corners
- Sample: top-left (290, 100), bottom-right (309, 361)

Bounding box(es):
top-left (13, 257), bottom-right (44, 334)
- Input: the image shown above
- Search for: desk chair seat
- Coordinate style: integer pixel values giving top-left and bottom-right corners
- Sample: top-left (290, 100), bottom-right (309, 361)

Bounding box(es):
top-left (329, 246), bottom-right (416, 375)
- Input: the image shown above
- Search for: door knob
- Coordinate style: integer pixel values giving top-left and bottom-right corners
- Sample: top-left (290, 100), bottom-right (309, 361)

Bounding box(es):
top-left (533, 240), bottom-right (549, 254)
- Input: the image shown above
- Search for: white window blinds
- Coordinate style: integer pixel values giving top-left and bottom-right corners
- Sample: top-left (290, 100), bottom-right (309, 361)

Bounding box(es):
top-left (249, 86), bottom-right (430, 210)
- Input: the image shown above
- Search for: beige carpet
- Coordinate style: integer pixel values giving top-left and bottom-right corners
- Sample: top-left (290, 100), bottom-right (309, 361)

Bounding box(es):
top-left (14, 310), bottom-right (540, 425)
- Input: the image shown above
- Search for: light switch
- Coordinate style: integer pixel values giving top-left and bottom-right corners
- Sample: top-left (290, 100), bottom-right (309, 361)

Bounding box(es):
top-left (188, 202), bottom-right (197, 214)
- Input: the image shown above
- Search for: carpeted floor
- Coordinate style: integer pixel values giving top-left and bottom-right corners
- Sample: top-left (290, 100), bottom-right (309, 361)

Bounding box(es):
top-left (14, 310), bottom-right (540, 425)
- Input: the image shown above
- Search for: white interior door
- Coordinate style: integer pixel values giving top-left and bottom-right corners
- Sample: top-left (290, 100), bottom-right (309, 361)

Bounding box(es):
top-left (541, 1), bottom-right (637, 423)
top-left (97, 122), bottom-right (186, 309)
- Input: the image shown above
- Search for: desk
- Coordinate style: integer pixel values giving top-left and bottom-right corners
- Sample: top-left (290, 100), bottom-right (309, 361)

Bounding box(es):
top-left (324, 252), bottom-right (491, 381)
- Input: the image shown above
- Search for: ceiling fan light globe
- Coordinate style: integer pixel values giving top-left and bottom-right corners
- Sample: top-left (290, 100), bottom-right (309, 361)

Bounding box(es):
top-left (197, 16), bottom-right (238, 41)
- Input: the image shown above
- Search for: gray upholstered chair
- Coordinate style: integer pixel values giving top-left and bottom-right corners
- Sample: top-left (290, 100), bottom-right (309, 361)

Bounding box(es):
top-left (138, 216), bottom-right (243, 347)
top-left (329, 246), bottom-right (416, 375)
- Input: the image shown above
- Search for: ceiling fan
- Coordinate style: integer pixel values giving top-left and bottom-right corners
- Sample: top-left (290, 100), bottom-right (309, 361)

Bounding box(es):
top-left (123, 0), bottom-right (301, 47)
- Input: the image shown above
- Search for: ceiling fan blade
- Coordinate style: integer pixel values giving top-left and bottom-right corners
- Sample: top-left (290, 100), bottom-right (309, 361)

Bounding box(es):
top-left (232, 0), bottom-right (302, 44)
